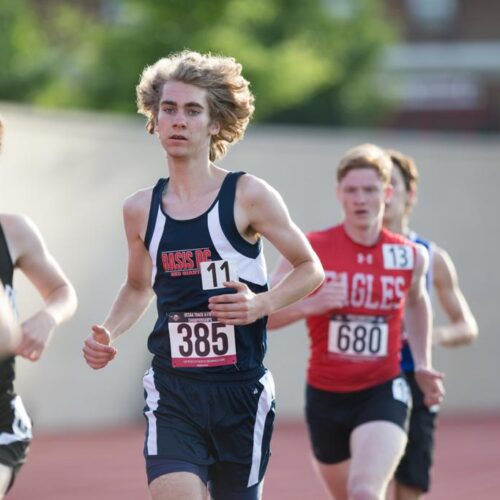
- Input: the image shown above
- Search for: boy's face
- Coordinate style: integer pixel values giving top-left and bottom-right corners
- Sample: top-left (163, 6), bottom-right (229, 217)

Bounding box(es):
top-left (337, 167), bottom-right (392, 231)
top-left (155, 81), bottom-right (220, 159)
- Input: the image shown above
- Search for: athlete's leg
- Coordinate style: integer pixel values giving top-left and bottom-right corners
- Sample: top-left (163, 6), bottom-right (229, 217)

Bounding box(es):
top-left (149, 471), bottom-right (208, 500)
top-left (0, 463), bottom-right (13, 499)
top-left (394, 374), bottom-right (436, 500)
top-left (311, 456), bottom-right (350, 500)
top-left (348, 421), bottom-right (407, 500)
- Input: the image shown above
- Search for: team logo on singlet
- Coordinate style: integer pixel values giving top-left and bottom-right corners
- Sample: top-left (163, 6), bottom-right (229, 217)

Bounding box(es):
top-left (330, 271), bottom-right (406, 310)
top-left (161, 247), bottom-right (211, 277)
top-left (357, 253), bottom-right (373, 265)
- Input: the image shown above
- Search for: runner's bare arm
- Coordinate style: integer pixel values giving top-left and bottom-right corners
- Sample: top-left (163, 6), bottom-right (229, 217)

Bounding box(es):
top-left (405, 245), bottom-right (432, 370)
top-left (100, 191), bottom-right (155, 340)
top-left (83, 190), bottom-right (155, 369)
top-left (8, 215), bottom-right (77, 361)
top-left (209, 175), bottom-right (324, 326)
top-left (267, 258), bottom-right (345, 329)
top-left (432, 246), bottom-right (478, 347)
top-left (406, 246), bottom-right (444, 406)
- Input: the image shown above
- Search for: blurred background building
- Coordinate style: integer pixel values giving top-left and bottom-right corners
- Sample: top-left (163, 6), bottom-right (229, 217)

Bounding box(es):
top-left (382, 0), bottom-right (500, 130)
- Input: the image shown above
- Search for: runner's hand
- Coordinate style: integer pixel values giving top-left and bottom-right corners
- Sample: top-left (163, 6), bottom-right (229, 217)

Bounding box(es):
top-left (304, 274), bottom-right (347, 315)
top-left (83, 325), bottom-right (117, 369)
top-left (16, 310), bottom-right (56, 362)
top-left (415, 367), bottom-right (445, 407)
top-left (208, 281), bottom-right (267, 325)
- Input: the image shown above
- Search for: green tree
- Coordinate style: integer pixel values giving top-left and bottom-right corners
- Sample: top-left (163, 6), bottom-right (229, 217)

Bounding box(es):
top-left (0, 0), bottom-right (394, 125)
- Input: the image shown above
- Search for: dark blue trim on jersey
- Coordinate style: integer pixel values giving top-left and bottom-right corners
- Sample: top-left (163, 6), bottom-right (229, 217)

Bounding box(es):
top-left (218, 172), bottom-right (262, 259)
top-left (160, 175), bottom-right (233, 224)
top-left (145, 178), bottom-right (167, 251)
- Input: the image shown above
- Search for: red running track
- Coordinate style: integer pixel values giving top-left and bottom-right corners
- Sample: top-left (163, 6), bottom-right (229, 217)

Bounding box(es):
top-left (8, 414), bottom-right (500, 499)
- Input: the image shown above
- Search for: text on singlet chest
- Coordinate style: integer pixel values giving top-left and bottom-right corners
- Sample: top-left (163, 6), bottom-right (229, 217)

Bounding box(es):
top-left (161, 247), bottom-right (212, 276)
top-left (329, 271), bottom-right (407, 310)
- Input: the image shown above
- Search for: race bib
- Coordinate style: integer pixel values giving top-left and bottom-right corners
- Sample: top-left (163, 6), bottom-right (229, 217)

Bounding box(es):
top-left (168, 311), bottom-right (236, 368)
top-left (200, 259), bottom-right (238, 290)
top-left (328, 314), bottom-right (388, 357)
top-left (382, 244), bottom-right (414, 270)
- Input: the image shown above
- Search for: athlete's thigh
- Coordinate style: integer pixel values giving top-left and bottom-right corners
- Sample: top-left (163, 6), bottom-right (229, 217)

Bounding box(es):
top-left (149, 471), bottom-right (208, 500)
top-left (349, 421), bottom-right (407, 493)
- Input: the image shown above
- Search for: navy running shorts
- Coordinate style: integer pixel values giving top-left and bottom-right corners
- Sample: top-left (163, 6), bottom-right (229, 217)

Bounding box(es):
top-left (143, 366), bottom-right (275, 495)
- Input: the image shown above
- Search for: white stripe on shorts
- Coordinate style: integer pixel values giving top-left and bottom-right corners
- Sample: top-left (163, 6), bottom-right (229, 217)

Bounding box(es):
top-left (248, 371), bottom-right (275, 487)
top-left (143, 368), bottom-right (160, 455)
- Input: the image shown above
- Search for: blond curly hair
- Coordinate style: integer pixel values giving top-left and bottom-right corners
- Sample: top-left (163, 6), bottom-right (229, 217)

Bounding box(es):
top-left (136, 51), bottom-right (255, 161)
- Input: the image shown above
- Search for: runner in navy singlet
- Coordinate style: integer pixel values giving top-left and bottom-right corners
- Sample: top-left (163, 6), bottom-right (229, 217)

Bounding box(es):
top-left (0, 116), bottom-right (77, 498)
top-left (82, 51), bottom-right (323, 500)
top-left (384, 148), bottom-right (478, 500)
top-left (0, 118), bottom-right (18, 358)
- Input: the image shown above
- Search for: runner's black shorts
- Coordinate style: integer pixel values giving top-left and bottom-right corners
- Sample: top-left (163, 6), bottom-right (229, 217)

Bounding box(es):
top-left (306, 375), bottom-right (412, 464)
top-left (0, 395), bottom-right (32, 493)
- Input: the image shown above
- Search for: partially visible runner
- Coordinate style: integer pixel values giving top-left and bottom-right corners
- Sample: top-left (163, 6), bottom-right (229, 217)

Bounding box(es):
top-left (0, 115), bottom-right (78, 498)
top-left (0, 272), bottom-right (19, 360)
top-left (384, 148), bottom-right (478, 500)
top-left (82, 50), bottom-right (324, 500)
top-left (268, 143), bottom-right (444, 500)
top-left (0, 119), bottom-right (20, 359)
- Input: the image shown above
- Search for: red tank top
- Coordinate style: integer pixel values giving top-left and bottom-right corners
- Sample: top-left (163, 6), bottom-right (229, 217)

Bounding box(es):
top-left (306, 224), bottom-right (416, 392)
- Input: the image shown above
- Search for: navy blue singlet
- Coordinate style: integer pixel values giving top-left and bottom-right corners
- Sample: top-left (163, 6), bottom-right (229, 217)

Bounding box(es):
top-left (0, 223), bottom-right (17, 426)
top-left (0, 224), bottom-right (15, 396)
top-left (144, 172), bottom-right (269, 381)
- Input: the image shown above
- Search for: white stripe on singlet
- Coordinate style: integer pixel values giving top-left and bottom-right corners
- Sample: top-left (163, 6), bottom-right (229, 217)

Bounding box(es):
top-left (148, 207), bottom-right (167, 286)
top-left (247, 371), bottom-right (275, 487)
top-left (143, 368), bottom-right (160, 455)
top-left (207, 201), bottom-right (268, 286)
